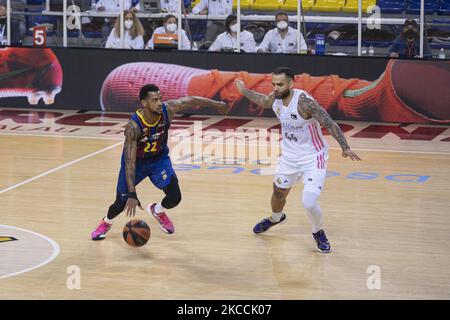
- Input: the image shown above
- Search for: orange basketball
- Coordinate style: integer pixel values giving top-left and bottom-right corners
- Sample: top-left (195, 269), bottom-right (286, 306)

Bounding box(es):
top-left (123, 219), bottom-right (151, 247)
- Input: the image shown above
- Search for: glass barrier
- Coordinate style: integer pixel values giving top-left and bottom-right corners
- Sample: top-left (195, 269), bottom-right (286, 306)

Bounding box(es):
top-left (1, 0), bottom-right (447, 59)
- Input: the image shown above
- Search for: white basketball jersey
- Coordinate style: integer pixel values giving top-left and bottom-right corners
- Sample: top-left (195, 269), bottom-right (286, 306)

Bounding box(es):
top-left (272, 89), bottom-right (329, 162)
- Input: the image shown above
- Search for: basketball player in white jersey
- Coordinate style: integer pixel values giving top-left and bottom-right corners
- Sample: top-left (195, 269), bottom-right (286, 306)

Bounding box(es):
top-left (235, 66), bottom-right (361, 253)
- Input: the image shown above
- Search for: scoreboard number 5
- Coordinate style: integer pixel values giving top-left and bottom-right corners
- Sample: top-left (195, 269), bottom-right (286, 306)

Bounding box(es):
top-left (33, 26), bottom-right (47, 47)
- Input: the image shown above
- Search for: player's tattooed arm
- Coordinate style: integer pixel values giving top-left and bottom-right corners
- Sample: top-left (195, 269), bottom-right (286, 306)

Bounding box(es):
top-left (235, 79), bottom-right (274, 109)
top-left (124, 120), bottom-right (141, 193)
top-left (298, 93), bottom-right (362, 161)
top-left (166, 96), bottom-right (228, 120)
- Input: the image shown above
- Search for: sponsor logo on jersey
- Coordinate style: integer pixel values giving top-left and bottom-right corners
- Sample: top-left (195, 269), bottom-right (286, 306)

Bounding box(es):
top-left (282, 123), bottom-right (303, 132)
top-left (290, 114), bottom-right (297, 120)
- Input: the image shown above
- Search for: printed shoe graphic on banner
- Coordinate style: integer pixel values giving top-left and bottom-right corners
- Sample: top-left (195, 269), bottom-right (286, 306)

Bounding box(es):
top-left (99, 60), bottom-right (450, 124)
top-left (0, 47), bottom-right (63, 105)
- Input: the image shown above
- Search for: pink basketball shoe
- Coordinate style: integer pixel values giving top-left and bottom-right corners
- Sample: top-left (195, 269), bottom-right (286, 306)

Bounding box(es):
top-left (91, 218), bottom-right (112, 240)
top-left (147, 203), bottom-right (174, 234)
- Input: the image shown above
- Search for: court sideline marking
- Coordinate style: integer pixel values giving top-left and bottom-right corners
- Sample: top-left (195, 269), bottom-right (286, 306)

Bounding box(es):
top-left (0, 141), bottom-right (124, 195)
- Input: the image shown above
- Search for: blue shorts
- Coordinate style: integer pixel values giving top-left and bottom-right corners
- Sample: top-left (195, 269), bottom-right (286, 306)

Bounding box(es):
top-left (116, 151), bottom-right (176, 202)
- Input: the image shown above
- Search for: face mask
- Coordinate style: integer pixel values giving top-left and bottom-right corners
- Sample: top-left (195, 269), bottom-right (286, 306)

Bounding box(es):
top-left (404, 29), bottom-right (417, 40)
top-left (124, 20), bottom-right (133, 30)
top-left (230, 24), bottom-right (238, 33)
top-left (277, 21), bottom-right (288, 30)
top-left (166, 23), bottom-right (177, 33)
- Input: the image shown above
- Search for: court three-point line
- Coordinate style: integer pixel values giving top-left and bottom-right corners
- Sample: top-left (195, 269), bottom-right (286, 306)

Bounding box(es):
top-left (0, 141), bottom-right (124, 195)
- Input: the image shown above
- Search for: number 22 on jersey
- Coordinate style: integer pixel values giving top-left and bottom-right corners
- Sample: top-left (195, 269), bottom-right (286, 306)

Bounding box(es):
top-left (144, 141), bottom-right (157, 153)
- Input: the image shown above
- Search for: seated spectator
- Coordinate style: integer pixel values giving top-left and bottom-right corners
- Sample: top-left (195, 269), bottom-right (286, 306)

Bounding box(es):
top-left (209, 15), bottom-right (256, 53)
top-left (94, 0), bottom-right (140, 45)
top-left (257, 12), bottom-right (307, 54)
top-left (105, 9), bottom-right (144, 49)
top-left (192, 0), bottom-right (232, 42)
top-left (146, 14), bottom-right (191, 50)
top-left (0, 0), bottom-right (26, 45)
top-left (160, 0), bottom-right (178, 13)
top-left (388, 19), bottom-right (431, 59)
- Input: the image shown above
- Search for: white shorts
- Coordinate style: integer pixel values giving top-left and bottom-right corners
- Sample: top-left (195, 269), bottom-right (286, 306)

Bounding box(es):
top-left (273, 152), bottom-right (328, 195)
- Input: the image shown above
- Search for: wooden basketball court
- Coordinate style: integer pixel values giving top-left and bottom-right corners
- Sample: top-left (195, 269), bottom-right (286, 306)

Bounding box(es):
top-left (1, 108), bottom-right (449, 299)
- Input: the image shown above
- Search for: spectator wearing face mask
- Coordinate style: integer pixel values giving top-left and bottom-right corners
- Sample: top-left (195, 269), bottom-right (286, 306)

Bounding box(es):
top-left (209, 15), bottom-right (256, 53)
top-left (388, 19), bottom-right (431, 59)
top-left (95, 0), bottom-right (140, 46)
top-left (257, 12), bottom-right (307, 54)
top-left (192, 0), bottom-right (232, 43)
top-left (146, 14), bottom-right (191, 50)
top-left (105, 10), bottom-right (145, 49)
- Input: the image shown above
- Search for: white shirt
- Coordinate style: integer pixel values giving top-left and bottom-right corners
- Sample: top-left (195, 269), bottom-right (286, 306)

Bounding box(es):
top-left (258, 26), bottom-right (307, 54)
top-left (95, 0), bottom-right (139, 12)
top-left (160, 0), bottom-right (177, 12)
top-left (105, 28), bottom-right (144, 49)
top-left (209, 30), bottom-right (257, 53)
top-left (272, 89), bottom-right (328, 161)
top-left (146, 26), bottom-right (191, 50)
top-left (192, 0), bottom-right (233, 15)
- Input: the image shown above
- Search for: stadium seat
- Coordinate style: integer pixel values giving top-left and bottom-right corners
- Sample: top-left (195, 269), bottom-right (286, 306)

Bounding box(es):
top-left (438, 0), bottom-right (450, 15)
top-left (312, 0), bottom-right (345, 12)
top-left (406, 0), bottom-right (439, 14)
top-left (429, 19), bottom-right (450, 49)
top-left (26, 0), bottom-right (45, 4)
top-left (250, 0), bottom-right (284, 11)
top-left (377, 0), bottom-right (407, 13)
top-left (430, 18), bottom-right (450, 31)
top-left (342, 0), bottom-right (377, 13)
top-left (24, 9), bottom-right (58, 37)
top-left (233, 0), bottom-right (256, 10)
top-left (281, 0), bottom-right (315, 11)
top-left (67, 30), bottom-right (103, 38)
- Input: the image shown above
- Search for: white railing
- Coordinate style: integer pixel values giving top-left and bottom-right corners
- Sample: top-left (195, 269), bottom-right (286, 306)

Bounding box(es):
top-left (3, 0), bottom-right (432, 58)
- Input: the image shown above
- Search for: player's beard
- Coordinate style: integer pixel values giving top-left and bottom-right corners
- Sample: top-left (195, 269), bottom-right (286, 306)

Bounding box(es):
top-left (275, 89), bottom-right (290, 99)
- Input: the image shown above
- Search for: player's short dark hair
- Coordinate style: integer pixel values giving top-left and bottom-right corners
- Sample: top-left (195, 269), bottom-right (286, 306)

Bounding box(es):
top-left (272, 66), bottom-right (295, 80)
top-left (139, 84), bottom-right (160, 100)
top-left (275, 12), bottom-right (288, 20)
top-left (225, 14), bottom-right (237, 33)
top-left (163, 14), bottom-right (176, 24)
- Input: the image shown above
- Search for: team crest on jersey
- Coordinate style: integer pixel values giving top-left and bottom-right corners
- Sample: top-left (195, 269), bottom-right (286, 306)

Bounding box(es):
top-left (276, 108), bottom-right (281, 116)
top-left (290, 114), bottom-right (297, 120)
top-left (276, 177), bottom-right (282, 185)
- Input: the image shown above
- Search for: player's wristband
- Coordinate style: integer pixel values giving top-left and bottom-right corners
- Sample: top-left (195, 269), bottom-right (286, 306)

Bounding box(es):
top-left (127, 192), bottom-right (141, 207)
top-left (127, 192), bottom-right (138, 199)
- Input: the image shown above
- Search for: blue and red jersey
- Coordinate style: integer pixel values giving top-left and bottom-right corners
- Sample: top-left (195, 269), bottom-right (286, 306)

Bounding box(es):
top-left (129, 104), bottom-right (170, 159)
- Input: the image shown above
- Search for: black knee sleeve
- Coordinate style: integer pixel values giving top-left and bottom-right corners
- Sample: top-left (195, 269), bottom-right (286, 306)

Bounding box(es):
top-left (161, 176), bottom-right (182, 209)
top-left (106, 193), bottom-right (127, 220)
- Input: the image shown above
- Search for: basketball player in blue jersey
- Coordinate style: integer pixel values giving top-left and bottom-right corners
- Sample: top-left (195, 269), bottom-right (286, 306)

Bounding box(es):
top-left (236, 67), bottom-right (361, 253)
top-left (91, 84), bottom-right (228, 240)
